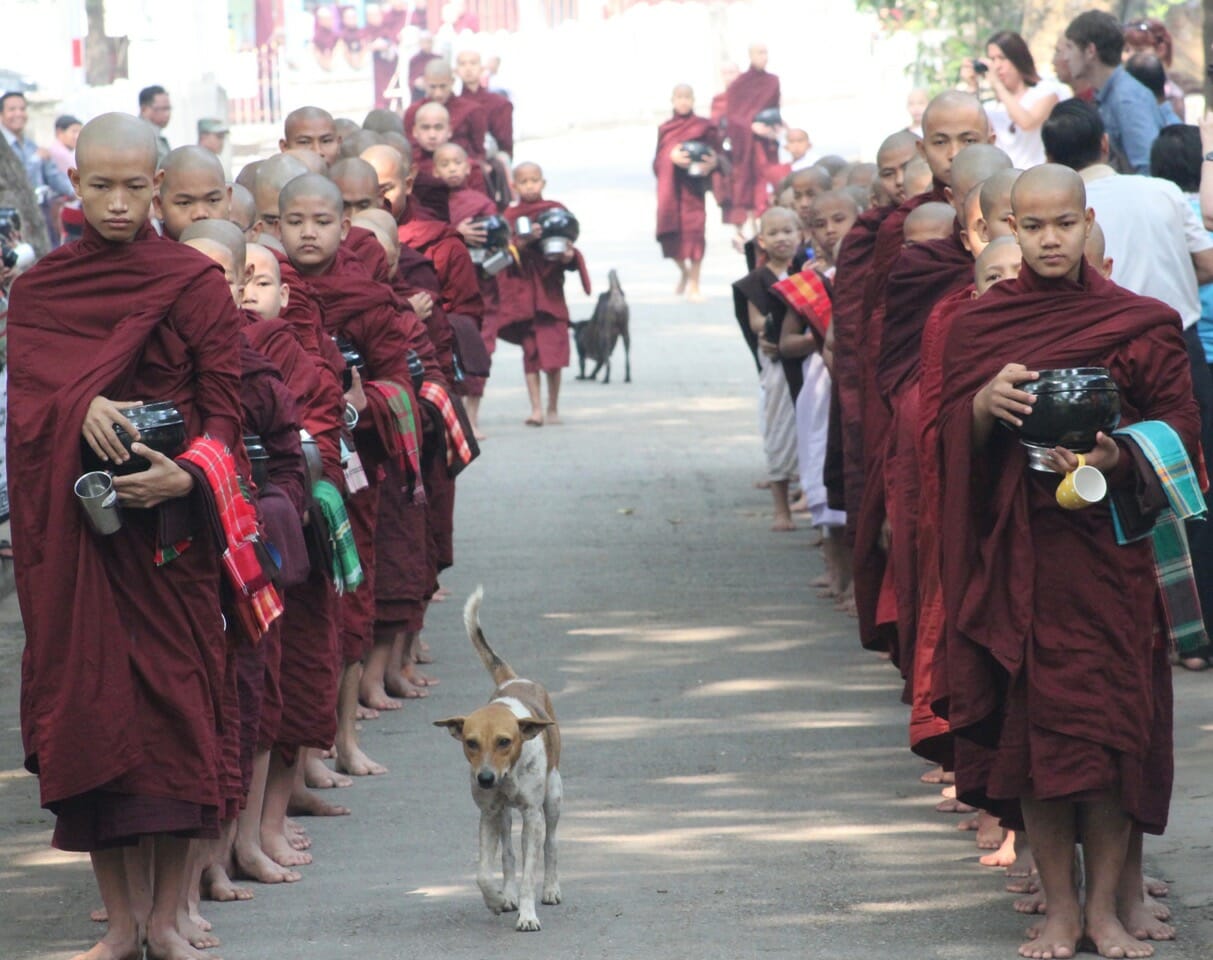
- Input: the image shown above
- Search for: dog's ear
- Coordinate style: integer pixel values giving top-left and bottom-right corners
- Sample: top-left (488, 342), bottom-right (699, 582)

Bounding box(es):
top-left (433, 717), bottom-right (467, 739)
top-left (517, 718), bottom-right (554, 741)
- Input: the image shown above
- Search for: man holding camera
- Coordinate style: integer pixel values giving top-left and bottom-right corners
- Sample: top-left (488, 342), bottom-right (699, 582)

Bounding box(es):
top-left (1, 92), bottom-right (75, 244)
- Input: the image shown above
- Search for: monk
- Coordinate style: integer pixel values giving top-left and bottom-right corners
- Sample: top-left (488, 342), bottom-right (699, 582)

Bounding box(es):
top-left (404, 58), bottom-right (488, 163)
top-left (902, 156), bottom-right (933, 198)
top-left (978, 167), bottom-right (1020, 245)
top-left (280, 106), bottom-right (343, 168)
top-left (722, 43), bottom-right (781, 241)
top-left (235, 159), bottom-right (262, 193)
top-left (973, 234), bottom-right (1022, 295)
top-left (230, 183), bottom-right (258, 240)
top-left (763, 128), bottom-right (813, 203)
top-left (407, 32), bottom-right (441, 103)
top-left (454, 48), bottom-right (514, 158)
top-left (253, 153), bottom-right (310, 241)
top-left (9, 112), bottom-right (242, 960)
top-left (340, 129), bottom-right (384, 160)
top-left (709, 62), bottom-right (740, 228)
top-left (330, 156), bottom-right (384, 217)
top-left (155, 146), bottom-right (232, 241)
top-left (789, 167), bottom-right (832, 250)
top-left (958, 186), bottom-right (988, 259)
top-left (499, 162), bottom-right (591, 426)
top-left (411, 101), bottom-right (488, 196)
top-left (363, 107), bottom-right (405, 136)
top-left (902, 202), bottom-right (954, 245)
top-left (806, 190), bottom-right (861, 266)
top-left (937, 164), bottom-right (1196, 959)
top-left (654, 84), bottom-right (717, 301)
top-left (282, 148), bottom-right (328, 176)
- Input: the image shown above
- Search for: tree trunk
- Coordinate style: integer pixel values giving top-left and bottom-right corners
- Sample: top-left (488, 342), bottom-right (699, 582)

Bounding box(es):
top-left (1204, 0), bottom-right (1213, 109)
top-left (0, 141), bottom-right (51, 258)
top-left (1020, 0), bottom-right (1114, 81)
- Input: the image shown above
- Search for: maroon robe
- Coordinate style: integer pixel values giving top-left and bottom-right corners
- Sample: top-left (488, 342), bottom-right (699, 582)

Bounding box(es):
top-left (499, 198), bottom-right (592, 373)
top-left (408, 50), bottom-right (441, 102)
top-left (413, 144), bottom-right (489, 197)
top-left (8, 222), bottom-right (241, 849)
top-left (456, 86), bottom-right (514, 156)
top-left (405, 97), bottom-right (488, 160)
top-left (654, 112), bottom-right (715, 262)
top-left (709, 91), bottom-right (734, 225)
top-left (723, 67), bottom-right (780, 221)
top-left (936, 263), bottom-right (1196, 830)
top-left (449, 185), bottom-right (500, 397)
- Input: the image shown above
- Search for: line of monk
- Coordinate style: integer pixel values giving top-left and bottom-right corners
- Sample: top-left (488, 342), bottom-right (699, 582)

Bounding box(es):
top-left (9, 49), bottom-right (591, 957)
top-left (708, 63), bottom-right (1198, 957)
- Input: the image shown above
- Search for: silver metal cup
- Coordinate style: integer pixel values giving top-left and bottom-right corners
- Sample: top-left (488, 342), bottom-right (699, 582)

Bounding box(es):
top-left (514, 215), bottom-right (532, 236)
top-left (75, 471), bottom-right (122, 535)
top-left (542, 236), bottom-right (572, 259)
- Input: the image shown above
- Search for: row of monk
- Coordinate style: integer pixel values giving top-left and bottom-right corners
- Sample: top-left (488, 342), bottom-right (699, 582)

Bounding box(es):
top-left (7, 88), bottom-right (588, 960)
top-left (727, 88), bottom-right (1204, 960)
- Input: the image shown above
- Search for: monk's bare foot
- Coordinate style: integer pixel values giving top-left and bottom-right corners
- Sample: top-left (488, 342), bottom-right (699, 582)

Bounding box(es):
top-left (200, 864), bottom-right (251, 905)
top-left (1143, 876), bottom-right (1168, 898)
top-left (545, 409), bottom-right (562, 425)
top-left (957, 815), bottom-right (979, 832)
top-left (187, 904), bottom-right (211, 932)
top-left (473, 428), bottom-right (488, 441)
top-left (977, 814), bottom-right (1009, 853)
top-left (1120, 896), bottom-right (1175, 942)
top-left (687, 287), bottom-right (705, 304)
top-left (71, 933), bottom-right (142, 960)
top-left (674, 275), bottom-right (688, 296)
top-left (1086, 912), bottom-right (1155, 958)
top-left (304, 754), bottom-right (353, 789)
top-left (771, 515), bottom-right (796, 532)
top-left (90, 907), bottom-right (109, 923)
top-left (525, 414), bottom-right (543, 427)
top-left (234, 840), bottom-right (302, 884)
top-left (262, 826), bottom-right (313, 868)
top-left (146, 923), bottom-right (217, 960)
top-left (1015, 891), bottom-right (1048, 915)
top-left (335, 744), bottom-right (388, 777)
top-left (358, 681), bottom-right (403, 712)
top-left (285, 818), bottom-right (311, 848)
top-left (177, 904), bottom-right (221, 949)
top-left (789, 492), bottom-right (809, 514)
top-left (936, 797), bottom-right (976, 814)
top-left (355, 704), bottom-right (380, 721)
top-left (1009, 874), bottom-right (1042, 895)
top-left (1141, 893), bottom-right (1170, 921)
top-left (288, 786), bottom-right (350, 818)
top-left (753, 478), bottom-right (771, 490)
top-left (432, 586), bottom-right (450, 602)
top-left (1018, 913), bottom-right (1079, 958)
top-left (401, 662), bottom-right (439, 687)
top-left (385, 672), bottom-right (428, 699)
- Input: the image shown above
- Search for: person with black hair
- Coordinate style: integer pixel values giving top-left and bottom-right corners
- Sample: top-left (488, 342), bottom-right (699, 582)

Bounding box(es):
top-left (138, 84), bottom-right (172, 164)
top-left (980, 30), bottom-right (1064, 167)
top-left (1125, 52), bottom-right (1182, 125)
top-left (1058, 10), bottom-right (1165, 173)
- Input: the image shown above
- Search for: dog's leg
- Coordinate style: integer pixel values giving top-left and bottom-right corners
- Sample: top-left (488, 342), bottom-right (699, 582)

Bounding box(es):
top-left (602, 356), bottom-right (610, 385)
top-left (477, 807), bottom-right (510, 914)
top-left (623, 329), bottom-right (631, 383)
top-left (514, 808), bottom-right (544, 931)
top-left (499, 808), bottom-right (518, 912)
top-left (542, 770), bottom-right (563, 906)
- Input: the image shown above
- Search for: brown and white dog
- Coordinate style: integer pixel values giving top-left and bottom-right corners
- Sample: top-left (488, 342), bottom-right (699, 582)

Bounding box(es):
top-left (435, 588), bottom-right (563, 932)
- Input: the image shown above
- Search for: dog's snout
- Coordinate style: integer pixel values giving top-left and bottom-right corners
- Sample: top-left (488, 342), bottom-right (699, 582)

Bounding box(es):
top-left (477, 770), bottom-right (496, 788)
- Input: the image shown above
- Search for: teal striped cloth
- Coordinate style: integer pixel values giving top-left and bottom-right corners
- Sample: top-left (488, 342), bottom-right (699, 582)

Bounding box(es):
top-left (1111, 421), bottom-right (1207, 655)
top-left (312, 479), bottom-right (364, 594)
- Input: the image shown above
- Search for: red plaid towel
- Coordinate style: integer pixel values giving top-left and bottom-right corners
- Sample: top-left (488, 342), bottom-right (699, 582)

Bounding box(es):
top-left (366, 379), bottom-right (425, 501)
top-left (771, 269), bottom-right (832, 342)
top-left (178, 438), bottom-right (284, 638)
top-left (420, 381), bottom-right (474, 468)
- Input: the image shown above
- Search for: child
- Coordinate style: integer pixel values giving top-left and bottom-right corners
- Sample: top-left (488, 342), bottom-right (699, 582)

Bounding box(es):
top-left (732, 207), bottom-right (802, 531)
top-left (901, 202), bottom-right (955, 245)
top-left (498, 162), bottom-right (591, 426)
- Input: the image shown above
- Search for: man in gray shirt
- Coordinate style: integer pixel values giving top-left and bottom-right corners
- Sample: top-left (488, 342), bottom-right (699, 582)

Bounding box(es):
top-left (1, 92), bottom-right (74, 203)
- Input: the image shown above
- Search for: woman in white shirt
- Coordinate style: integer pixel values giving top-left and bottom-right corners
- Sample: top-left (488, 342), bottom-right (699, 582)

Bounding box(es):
top-left (981, 30), bottom-right (1063, 169)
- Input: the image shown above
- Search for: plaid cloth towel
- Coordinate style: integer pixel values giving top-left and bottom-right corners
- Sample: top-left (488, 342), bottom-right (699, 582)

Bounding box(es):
top-left (366, 379), bottom-right (424, 502)
top-left (312, 478), bottom-right (364, 594)
top-left (771, 269), bottom-right (832, 341)
top-left (419, 381), bottom-right (474, 468)
top-left (177, 437), bottom-right (284, 638)
top-left (1112, 421), bottom-right (1208, 654)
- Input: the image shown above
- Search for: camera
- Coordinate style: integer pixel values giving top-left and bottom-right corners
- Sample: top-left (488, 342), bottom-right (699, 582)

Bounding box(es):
top-left (0, 208), bottom-right (35, 272)
top-left (973, 60), bottom-right (989, 76)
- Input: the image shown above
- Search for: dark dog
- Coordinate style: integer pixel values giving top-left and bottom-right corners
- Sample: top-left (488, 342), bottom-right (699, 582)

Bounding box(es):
top-left (572, 269), bottom-right (630, 383)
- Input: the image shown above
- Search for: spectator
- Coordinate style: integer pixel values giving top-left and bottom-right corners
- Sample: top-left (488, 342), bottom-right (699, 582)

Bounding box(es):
top-left (197, 117), bottom-right (229, 156)
top-left (138, 84), bottom-right (172, 164)
top-left (0, 93), bottom-right (75, 244)
top-left (1123, 17), bottom-right (1185, 120)
top-left (1060, 10), bottom-right (1165, 174)
top-left (47, 114), bottom-right (81, 176)
top-left (1125, 52), bottom-right (1182, 126)
top-left (981, 30), bottom-right (1064, 168)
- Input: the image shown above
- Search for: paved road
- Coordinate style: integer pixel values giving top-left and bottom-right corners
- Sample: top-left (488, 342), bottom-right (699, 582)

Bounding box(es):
top-left (1, 125), bottom-right (1211, 960)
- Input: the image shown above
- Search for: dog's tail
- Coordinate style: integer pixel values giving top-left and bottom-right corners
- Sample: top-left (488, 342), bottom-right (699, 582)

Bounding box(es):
top-left (464, 587), bottom-right (517, 686)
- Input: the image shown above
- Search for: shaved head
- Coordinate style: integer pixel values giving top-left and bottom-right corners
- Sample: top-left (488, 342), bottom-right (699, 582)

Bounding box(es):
top-left (514, 161), bottom-right (542, 180)
top-left (876, 130), bottom-right (921, 205)
top-left (903, 156), bottom-right (933, 197)
top-left (1011, 163), bottom-right (1086, 214)
top-left (76, 112), bottom-right (158, 173)
top-left (362, 144), bottom-right (413, 220)
top-left (748, 43), bottom-right (769, 71)
top-left (1010, 164), bottom-right (1092, 281)
top-left (183, 236), bottom-right (231, 266)
top-left (182, 226), bottom-right (244, 304)
top-left (424, 58), bottom-right (453, 81)
top-left (363, 143), bottom-right (410, 179)
top-left (340, 129), bottom-right (383, 159)
top-left (363, 108), bottom-right (405, 136)
top-left (160, 146), bottom-right (225, 191)
top-left (672, 83), bottom-right (693, 98)
top-left (903, 202), bottom-right (956, 244)
top-left (423, 58), bottom-right (454, 103)
top-left (416, 103), bottom-right (450, 125)
top-left (281, 107), bottom-right (341, 166)
top-left (155, 144), bottom-right (231, 240)
top-left (455, 49), bottom-right (484, 88)
top-left (1086, 218), bottom-right (1106, 262)
top-left (284, 106), bottom-right (336, 138)
top-left (229, 183), bottom-right (256, 233)
top-left (282, 148), bottom-right (327, 175)
top-left (434, 143), bottom-right (467, 164)
top-left (246, 242), bottom-right (281, 283)
top-left (922, 91), bottom-right (989, 136)
top-left (180, 217), bottom-right (246, 268)
top-left (280, 173), bottom-right (343, 215)
top-left (334, 117), bottom-right (360, 141)
top-left (414, 102), bottom-right (451, 152)
top-left (352, 208), bottom-right (401, 272)
top-left (949, 144), bottom-right (1012, 217)
top-left (330, 157), bottom-right (382, 216)
top-left (919, 91), bottom-right (991, 187)
top-left (877, 129), bottom-right (920, 164)
top-left (847, 162), bottom-right (877, 187)
top-left (973, 236), bottom-right (1022, 296)
top-left (380, 131), bottom-right (411, 158)
top-left (235, 161), bottom-right (262, 193)
top-left (792, 166), bottom-right (831, 192)
top-left (253, 153), bottom-right (309, 236)
top-left (979, 168), bottom-right (1022, 222)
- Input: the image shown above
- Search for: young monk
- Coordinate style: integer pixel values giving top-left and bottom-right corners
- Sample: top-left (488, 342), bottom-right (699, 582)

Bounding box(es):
top-left (454, 47), bottom-right (514, 159)
top-left (958, 186), bottom-right (988, 258)
top-left (411, 101), bottom-right (489, 197)
top-left (253, 153), bottom-right (310, 241)
top-left (279, 106), bottom-right (343, 167)
top-left (654, 83), bottom-right (717, 302)
top-left (901, 202), bottom-right (955, 245)
top-left (978, 167), bottom-right (1020, 245)
top-left (732, 207), bottom-right (802, 531)
top-left (789, 167), bottom-right (832, 249)
top-left (229, 183), bottom-right (258, 240)
top-left (938, 164), bottom-right (1196, 960)
top-left (404, 58), bottom-right (488, 164)
top-left (330, 156), bottom-right (385, 218)
top-left (499, 162), bottom-right (591, 426)
top-left (9, 112), bottom-right (243, 960)
top-left (806, 190), bottom-right (861, 268)
top-left (155, 146), bottom-right (232, 240)
top-left (722, 43), bottom-right (781, 241)
top-left (973, 234), bottom-right (1022, 294)
top-left (902, 156), bottom-right (933, 198)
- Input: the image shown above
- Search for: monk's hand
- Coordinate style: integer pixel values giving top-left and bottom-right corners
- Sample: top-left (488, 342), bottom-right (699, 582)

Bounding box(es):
top-left (529, 223), bottom-right (543, 240)
top-left (408, 291), bottom-right (433, 319)
top-left (345, 367), bottom-right (368, 414)
top-left (112, 444), bottom-right (194, 508)
top-left (456, 217), bottom-right (488, 246)
top-left (975, 364), bottom-right (1037, 428)
top-left (669, 146), bottom-right (691, 168)
top-left (757, 335), bottom-right (778, 358)
top-left (559, 246), bottom-right (575, 264)
top-left (702, 149), bottom-right (718, 172)
top-left (83, 397), bottom-right (143, 465)
top-left (1049, 432), bottom-right (1120, 474)
top-left (751, 121), bottom-right (776, 140)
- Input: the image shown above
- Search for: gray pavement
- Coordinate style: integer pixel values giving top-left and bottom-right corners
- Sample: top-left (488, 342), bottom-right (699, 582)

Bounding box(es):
top-left (2, 124), bottom-right (1212, 959)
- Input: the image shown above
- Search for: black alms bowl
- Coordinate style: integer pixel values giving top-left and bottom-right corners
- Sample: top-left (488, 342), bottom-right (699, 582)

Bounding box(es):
top-left (753, 107), bottom-right (783, 127)
top-left (682, 140), bottom-right (712, 162)
top-left (81, 400), bottom-right (186, 476)
top-left (536, 207), bottom-right (580, 243)
top-left (469, 213), bottom-right (512, 251)
top-left (1016, 367), bottom-right (1121, 450)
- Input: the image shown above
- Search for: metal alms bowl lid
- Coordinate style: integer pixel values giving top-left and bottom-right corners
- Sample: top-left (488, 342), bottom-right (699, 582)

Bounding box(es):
top-left (536, 207), bottom-right (579, 242)
top-left (124, 401), bottom-right (183, 430)
top-left (1020, 367), bottom-right (1119, 396)
top-left (681, 140), bottom-right (712, 162)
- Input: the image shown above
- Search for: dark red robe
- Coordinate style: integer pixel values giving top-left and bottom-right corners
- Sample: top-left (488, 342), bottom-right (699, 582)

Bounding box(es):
top-left (448, 185), bottom-right (500, 397)
top-left (456, 86), bottom-right (514, 156)
top-left (654, 112), bottom-right (715, 262)
top-left (936, 263), bottom-right (1197, 830)
top-left (404, 96), bottom-right (488, 160)
top-left (8, 222), bottom-right (241, 849)
top-left (499, 198), bottom-right (592, 373)
top-left (412, 144), bottom-right (489, 197)
top-left (408, 50), bottom-right (441, 102)
top-left (723, 67), bottom-right (780, 221)
top-left (709, 91), bottom-right (734, 225)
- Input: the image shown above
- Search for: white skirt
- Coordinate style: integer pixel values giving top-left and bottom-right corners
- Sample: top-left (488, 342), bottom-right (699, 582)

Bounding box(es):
top-left (797, 353), bottom-right (845, 529)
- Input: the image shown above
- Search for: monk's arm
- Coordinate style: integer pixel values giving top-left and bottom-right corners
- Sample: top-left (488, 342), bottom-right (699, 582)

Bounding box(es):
top-left (777, 310), bottom-right (817, 359)
top-left (179, 274), bottom-right (244, 450)
top-left (971, 364), bottom-right (1036, 448)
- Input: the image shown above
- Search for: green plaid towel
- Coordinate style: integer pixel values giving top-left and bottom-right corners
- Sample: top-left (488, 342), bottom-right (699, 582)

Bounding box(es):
top-left (312, 479), bottom-right (364, 594)
top-left (1111, 421), bottom-right (1207, 655)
